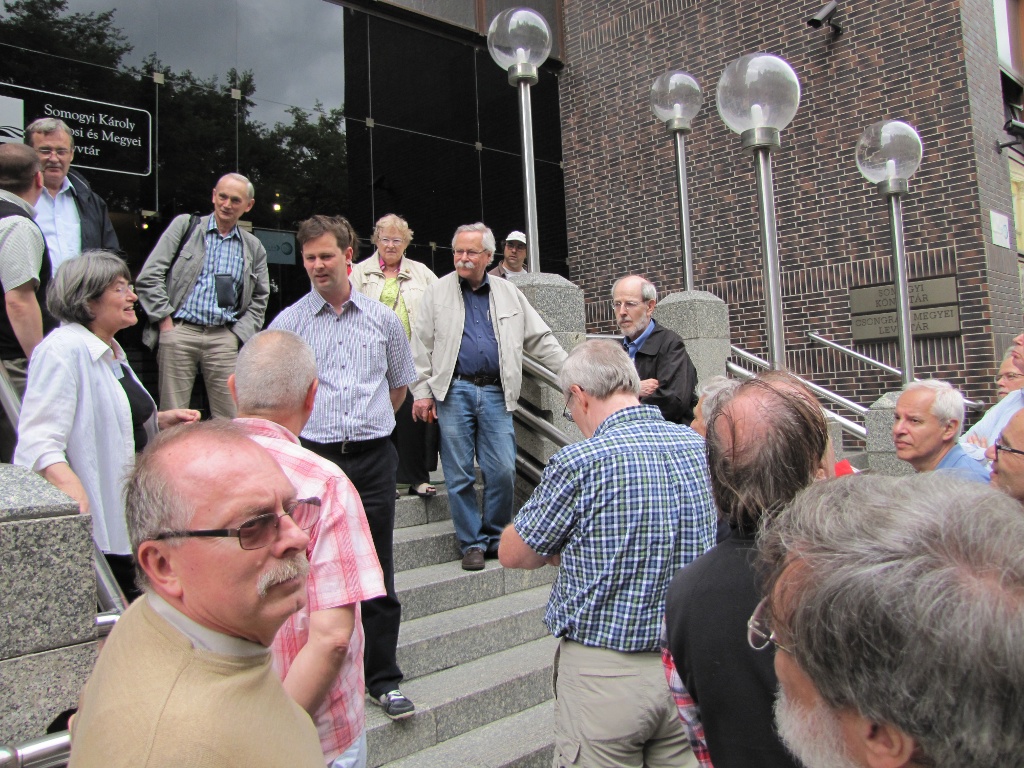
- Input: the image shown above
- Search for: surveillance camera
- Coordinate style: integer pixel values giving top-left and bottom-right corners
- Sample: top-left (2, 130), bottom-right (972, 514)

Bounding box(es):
top-left (1005, 119), bottom-right (1024, 138)
top-left (808, 1), bottom-right (838, 28)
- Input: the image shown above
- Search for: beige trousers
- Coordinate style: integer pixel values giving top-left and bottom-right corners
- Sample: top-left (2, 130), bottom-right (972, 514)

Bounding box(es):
top-left (157, 321), bottom-right (237, 418)
top-left (552, 638), bottom-right (697, 768)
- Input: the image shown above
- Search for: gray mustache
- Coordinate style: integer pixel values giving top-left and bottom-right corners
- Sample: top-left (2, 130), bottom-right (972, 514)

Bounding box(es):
top-left (256, 554), bottom-right (310, 598)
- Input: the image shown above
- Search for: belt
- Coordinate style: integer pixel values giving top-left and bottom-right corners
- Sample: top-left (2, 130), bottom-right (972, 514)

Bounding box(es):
top-left (312, 436), bottom-right (389, 455)
top-left (454, 373), bottom-right (501, 387)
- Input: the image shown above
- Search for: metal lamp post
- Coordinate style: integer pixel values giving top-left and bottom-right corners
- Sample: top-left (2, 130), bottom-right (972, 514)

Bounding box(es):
top-left (487, 7), bottom-right (552, 274)
top-left (717, 53), bottom-right (801, 370)
top-left (650, 70), bottom-right (702, 291)
top-left (856, 120), bottom-right (924, 385)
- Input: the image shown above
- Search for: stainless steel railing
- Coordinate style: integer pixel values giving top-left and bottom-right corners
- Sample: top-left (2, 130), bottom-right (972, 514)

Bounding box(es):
top-left (0, 732), bottom-right (71, 768)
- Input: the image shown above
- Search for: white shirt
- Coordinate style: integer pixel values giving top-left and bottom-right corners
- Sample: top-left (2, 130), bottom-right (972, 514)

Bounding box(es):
top-left (34, 176), bottom-right (82, 274)
top-left (960, 389), bottom-right (1024, 461)
top-left (14, 323), bottom-right (156, 554)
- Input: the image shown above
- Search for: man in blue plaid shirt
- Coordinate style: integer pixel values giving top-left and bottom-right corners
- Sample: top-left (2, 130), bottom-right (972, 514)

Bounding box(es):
top-left (499, 339), bottom-right (716, 768)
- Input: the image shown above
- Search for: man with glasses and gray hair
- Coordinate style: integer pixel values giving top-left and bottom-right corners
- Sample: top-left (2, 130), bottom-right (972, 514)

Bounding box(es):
top-left (612, 274), bottom-right (697, 425)
top-left (500, 340), bottom-right (716, 768)
top-left (68, 421), bottom-right (325, 767)
top-left (24, 117), bottom-right (120, 269)
top-left (663, 371), bottom-right (833, 768)
top-left (757, 473), bottom-right (1024, 768)
top-left (411, 222), bottom-right (565, 571)
top-left (230, 329), bottom-right (385, 767)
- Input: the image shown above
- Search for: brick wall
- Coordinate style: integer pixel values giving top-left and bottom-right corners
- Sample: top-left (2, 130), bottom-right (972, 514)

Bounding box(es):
top-left (559, 0), bottom-right (1021, 408)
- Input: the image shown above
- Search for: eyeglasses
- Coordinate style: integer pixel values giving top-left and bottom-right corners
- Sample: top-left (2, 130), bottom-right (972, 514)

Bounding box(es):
top-left (562, 388), bottom-right (584, 423)
top-left (454, 249), bottom-right (486, 257)
top-left (378, 238), bottom-right (404, 247)
top-left (109, 283), bottom-right (135, 296)
top-left (505, 242), bottom-right (526, 251)
top-left (994, 439), bottom-right (1024, 460)
top-left (996, 372), bottom-right (1024, 384)
top-left (747, 597), bottom-right (792, 654)
top-left (151, 497), bottom-right (321, 550)
top-left (611, 300), bottom-right (643, 311)
top-left (35, 146), bottom-right (71, 157)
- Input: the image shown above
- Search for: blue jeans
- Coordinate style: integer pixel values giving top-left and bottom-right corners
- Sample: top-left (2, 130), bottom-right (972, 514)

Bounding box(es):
top-left (436, 379), bottom-right (516, 554)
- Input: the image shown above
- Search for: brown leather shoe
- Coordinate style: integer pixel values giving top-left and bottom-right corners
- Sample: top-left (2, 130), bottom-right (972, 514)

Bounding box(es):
top-left (461, 548), bottom-right (485, 571)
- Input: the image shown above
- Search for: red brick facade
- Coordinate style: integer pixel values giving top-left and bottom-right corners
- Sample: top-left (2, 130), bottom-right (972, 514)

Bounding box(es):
top-left (559, 0), bottom-right (1021, 408)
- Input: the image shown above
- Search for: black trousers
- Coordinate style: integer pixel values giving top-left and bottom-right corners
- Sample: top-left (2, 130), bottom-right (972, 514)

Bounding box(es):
top-left (392, 390), bottom-right (439, 486)
top-left (301, 437), bottom-right (403, 698)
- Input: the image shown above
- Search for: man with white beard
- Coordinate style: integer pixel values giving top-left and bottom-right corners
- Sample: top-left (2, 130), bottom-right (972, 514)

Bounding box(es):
top-left (756, 473), bottom-right (1024, 768)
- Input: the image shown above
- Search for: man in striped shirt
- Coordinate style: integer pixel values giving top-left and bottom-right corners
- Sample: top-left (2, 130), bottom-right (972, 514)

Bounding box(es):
top-left (270, 215), bottom-right (418, 721)
top-left (231, 329), bottom-right (386, 767)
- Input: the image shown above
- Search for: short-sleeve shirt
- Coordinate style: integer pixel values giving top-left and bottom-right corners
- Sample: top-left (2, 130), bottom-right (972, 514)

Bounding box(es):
top-left (236, 417), bottom-right (385, 760)
top-left (270, 289), bottom-right (416, 442)
top-left (514, 405), bottom-right (716, 652)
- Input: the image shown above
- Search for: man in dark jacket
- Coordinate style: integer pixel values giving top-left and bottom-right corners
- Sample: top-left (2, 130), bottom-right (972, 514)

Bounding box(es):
top-left (25, 117), bottom-right (120, 272)
top-left (612, 275), bottom-right (697, 424)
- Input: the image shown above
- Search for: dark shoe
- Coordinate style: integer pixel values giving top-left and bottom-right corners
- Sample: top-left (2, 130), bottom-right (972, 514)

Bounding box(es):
top-left (461, 548), bottom-right (485, 571)
top-left (408, 482), bottom-right (437, 498)
top-left (374, 689), bottom-right (415, 720)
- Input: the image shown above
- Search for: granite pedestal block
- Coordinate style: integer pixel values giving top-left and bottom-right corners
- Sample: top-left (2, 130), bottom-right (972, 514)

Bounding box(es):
top-left (652, 290), bottom-right (731, 388)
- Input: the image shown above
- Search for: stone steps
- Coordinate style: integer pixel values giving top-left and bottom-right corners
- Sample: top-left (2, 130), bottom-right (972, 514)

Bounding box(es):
top-left (378, 700), bottom-right (554, 768)
top-left (366, 637), bottom-right (555, 766)
top-left (365, 473), bottom-right (560, 767)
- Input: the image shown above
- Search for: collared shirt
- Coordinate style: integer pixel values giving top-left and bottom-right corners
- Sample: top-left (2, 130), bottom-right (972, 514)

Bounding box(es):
top-left (623, 318), bottom-right (656, 359)
top-left (488, 261), bottom-right (528, 279)
top-left (960, 389), bottom-right (1023, 461)
top-left (236, 417), bottom-right (385, 760)
top-left (455, 276), bottom-right (499, 377)
top-left (175, 219), bottom-right (245, 326)
top-left (513, 405), bottom-right (716, 652)
top-left (34, 175), bottom-right (81, 273)
top-left (935, 442), bottom-right (990, 482)
top-left (147, 592), bottom-right (268, 657)
top-left (270, 289), bottom-right (416, 442)
top-left (0, 189), bottom-right (44, 293)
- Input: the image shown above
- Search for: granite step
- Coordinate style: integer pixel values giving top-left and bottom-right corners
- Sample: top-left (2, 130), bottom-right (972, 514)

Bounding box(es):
top-left (394, 486), bottom-right (452, 529)
top-left (366, 636), bottom-right (556, 767)
top-left (396, 559), bottom-right (555, 621)
top-left (393, 520), bottom-right (462, 572)
top-left (378, 700), bottom-right (554, 768)
top-left (397, 585), bottom-right (550, 681)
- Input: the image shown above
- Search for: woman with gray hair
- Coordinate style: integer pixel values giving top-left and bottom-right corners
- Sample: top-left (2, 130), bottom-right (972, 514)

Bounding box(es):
top-left (351, 213), bottom-right (440, 497)
top-left (14, 250), bottom-right (199, 599)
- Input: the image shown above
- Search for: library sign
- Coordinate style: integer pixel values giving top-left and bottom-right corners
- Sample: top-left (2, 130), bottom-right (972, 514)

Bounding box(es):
top-left (0, 84), bottom-right (151, 176)
top-left (849, 277), bottom-right (960, 342)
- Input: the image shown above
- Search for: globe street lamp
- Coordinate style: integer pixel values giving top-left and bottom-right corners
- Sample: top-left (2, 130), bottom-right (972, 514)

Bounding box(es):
top-left (488, 7), bottom-right (551, 273)
top-left (651, 70), bottom-right (702, 290)
top-left (856, 120), bottom-right (923, 384)
top-left (717, 53), bottom-right (801, 370)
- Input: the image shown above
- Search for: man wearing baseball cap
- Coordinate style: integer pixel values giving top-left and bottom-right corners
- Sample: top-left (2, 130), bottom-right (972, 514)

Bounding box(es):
top-left (489, 230), bottom-right (528, 278)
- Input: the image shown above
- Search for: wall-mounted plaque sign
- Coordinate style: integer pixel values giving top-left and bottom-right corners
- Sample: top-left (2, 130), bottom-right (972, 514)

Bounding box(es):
top-left (849, 276), bottom-right (960, 342)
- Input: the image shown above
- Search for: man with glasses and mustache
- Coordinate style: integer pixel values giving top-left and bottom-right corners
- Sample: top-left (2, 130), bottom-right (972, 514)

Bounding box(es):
top-left (24, 117), bottom-right (119, 270)
top-left (663, 372), bottom-right (833, 768)
top-left (411, 222), bottom-right (565, 571)
top-left (68, 421), bottom-right (325, 767)
top-left (230, 329), bottom-right (385, 767)
top-left (757, 473), bottom-right (1024, 768)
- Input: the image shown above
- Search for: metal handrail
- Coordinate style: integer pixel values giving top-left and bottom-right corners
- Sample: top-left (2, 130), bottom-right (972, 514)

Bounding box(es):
top-left (726, 362), bottom-right (867, 440)
top-left (0, 731), bottom-right (70, 768)
top-left (730, 345), bottom-right (770, 370)
top-left (808, 332), bottom-right (984, 412)
top-left (522, 355), bottom-right (561, 390)
top-left (513, 406), bottom-right (570, 449)
top-left (729, 348), bottom-right (869, 416)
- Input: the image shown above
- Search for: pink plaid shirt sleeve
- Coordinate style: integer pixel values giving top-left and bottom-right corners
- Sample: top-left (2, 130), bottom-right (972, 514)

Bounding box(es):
top-left (662, 624), bottom-right (713, 768)
top-left (238, 418), bottom-right (385, 761)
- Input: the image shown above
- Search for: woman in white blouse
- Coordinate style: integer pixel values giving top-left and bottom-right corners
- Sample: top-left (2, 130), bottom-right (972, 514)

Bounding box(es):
top-left (15, 250), bottom-right (198, 599)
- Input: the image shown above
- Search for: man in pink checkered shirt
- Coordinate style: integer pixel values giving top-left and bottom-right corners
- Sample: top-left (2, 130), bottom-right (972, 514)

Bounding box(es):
top-left (231, 329), bottom-right (385, 768)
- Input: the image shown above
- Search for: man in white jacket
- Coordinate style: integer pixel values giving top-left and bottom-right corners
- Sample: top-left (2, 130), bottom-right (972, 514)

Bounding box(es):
top-left (411, 223), bottom-right (566, 570)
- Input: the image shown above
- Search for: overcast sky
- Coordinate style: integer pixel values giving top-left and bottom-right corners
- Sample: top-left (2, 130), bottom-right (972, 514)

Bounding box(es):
top-left (67, 0), bottom-right (347, 126)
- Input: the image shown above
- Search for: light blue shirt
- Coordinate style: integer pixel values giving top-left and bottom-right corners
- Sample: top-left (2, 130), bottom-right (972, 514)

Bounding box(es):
top-left (935, 443), bottom-right (990, 482)
top-left (34, 176), bottom-right (81, 274)
top-left (623, 319), bottom-right (656, 359)
top-left (174, 219), bottom-right (245, 327)
top-left (960, 390), bottom-right (1024, 461)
